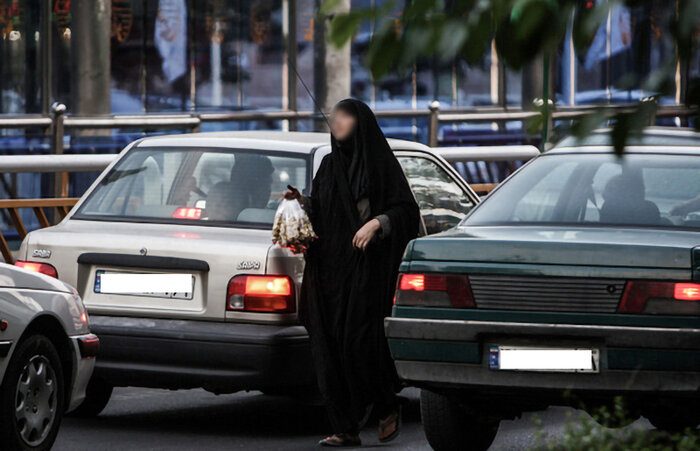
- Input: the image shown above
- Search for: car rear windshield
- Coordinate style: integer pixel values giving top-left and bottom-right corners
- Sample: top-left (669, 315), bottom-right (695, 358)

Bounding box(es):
top-left (75, 147), bottom-right (309, 227)
top-left (463, 153), bottom-right (700, 230)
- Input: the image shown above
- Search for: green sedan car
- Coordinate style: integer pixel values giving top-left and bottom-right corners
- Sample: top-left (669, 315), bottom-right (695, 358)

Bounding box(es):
top-left (387, 129), bottom-right (700, 450)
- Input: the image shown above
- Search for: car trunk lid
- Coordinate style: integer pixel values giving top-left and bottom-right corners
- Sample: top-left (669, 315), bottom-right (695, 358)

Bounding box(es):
top-left (407, 226), bottom-right (697, 313)
top-left (411, 226), bottom-right (694, 269)
top-left (23, 219), bottom-right (273, 319)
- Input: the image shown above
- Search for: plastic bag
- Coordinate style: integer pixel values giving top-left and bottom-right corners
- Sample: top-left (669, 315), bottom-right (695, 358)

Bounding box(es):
top-left (271, 199), bottom-right (316, 254)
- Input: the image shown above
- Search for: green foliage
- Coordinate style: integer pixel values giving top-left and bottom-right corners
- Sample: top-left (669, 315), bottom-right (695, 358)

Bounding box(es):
top-left (532, 397), bottom-right (700, 451)
top-left (322, 0), bottom-right (700, 149)
top-left (609, 98), bottom-right (658, 155)
top-left (496, 0), bottom-right (571, 70)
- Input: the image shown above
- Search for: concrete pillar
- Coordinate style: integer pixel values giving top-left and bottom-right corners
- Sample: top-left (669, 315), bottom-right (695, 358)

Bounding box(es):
top-left (313, 0), bottom-right (351, 130)
top-left (71, 0), bottom-right (111, 117)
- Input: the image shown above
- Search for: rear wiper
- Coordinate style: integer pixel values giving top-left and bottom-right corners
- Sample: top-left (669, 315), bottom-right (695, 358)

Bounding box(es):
top-left (101, 167), bottom-right (148, 185)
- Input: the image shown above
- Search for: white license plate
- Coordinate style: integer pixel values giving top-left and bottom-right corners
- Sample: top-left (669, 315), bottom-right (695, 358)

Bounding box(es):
top-left (489, 346), bottom-right (599, 373)
top-left (94, 270), bottom-right (194, 300)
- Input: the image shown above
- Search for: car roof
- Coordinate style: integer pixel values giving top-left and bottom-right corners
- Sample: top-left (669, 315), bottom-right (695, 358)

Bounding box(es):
top-left (0, 263), bottom-right (73, 293)
top-left (546, 145), bottom-right (700, 156)
top-left (135, 130), bottom-right (432, 153)
top-left (553, 127), bottom-right (700, 152)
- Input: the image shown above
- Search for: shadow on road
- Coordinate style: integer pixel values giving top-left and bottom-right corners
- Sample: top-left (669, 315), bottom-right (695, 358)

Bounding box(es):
top-left (59, 388), bottom-right (424, 449)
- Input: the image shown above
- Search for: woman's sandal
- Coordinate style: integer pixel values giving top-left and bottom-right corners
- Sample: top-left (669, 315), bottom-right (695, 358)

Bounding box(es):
top-left (318, 433), bottom-right (362, 447)
top-left (378, 404), bottom-right (402, 443)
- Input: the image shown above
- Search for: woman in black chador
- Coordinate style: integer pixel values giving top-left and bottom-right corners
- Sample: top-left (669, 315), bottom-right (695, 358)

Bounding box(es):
top-left (285, 99), bottom-right (420, 447)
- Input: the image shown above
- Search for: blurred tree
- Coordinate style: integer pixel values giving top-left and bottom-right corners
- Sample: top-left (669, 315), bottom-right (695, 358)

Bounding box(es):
top-left (321, 0), bottom-right (700, 153)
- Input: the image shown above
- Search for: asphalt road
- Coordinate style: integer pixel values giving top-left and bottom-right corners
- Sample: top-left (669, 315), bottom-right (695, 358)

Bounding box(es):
top-left (53, 387), bottom-right (665, 450)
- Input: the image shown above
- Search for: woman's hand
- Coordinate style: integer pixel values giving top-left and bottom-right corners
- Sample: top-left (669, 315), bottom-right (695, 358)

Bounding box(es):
top-left (353, 218), bottom-right (381, 251)
top-left (283, 185), bottom-right (302, 202)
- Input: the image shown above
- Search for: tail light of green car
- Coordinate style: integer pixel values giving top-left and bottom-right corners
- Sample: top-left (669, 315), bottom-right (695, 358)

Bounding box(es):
top-left (394, 274), bottom-right (474, 308)
top-left (395, 273), bottom-right (700, 315)
top-left (619, 281), bottom-right (700, 315)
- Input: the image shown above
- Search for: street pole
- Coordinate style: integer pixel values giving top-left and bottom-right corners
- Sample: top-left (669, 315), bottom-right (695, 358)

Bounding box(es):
top-left (40, 0), bottom-right (52, 116)
top-left (283, 0), bottom-right (298, 131)
top-left (540, 54), bottom-right (550, 151)
top-left (428, 101), bottom-right (440, 147)
top-left (71, 0), bottom-right (111, 120)
top-left (51, 103), bottom-right (67, 209)
top-left (313, 0), bottom-right (351, 131)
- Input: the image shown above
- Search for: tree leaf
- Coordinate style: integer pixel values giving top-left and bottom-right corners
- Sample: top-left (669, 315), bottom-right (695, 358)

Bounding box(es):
top-left (319, 0), bottom-right (342, 17)
top-left (328, 14), bottom-right (361, 48)
top-left (367, 21), bottom-right (401, 80)
top-left (403, 0), bottom-right (440, 20)
top-left (572, 109), bottom-right (608, 139)
top-left (572, 0), bottom-right (611, 53)
top-left (495, 0), bottom-right (561, 69)
top-left (610, 99), bottom-right (658, 156)
top-left (437, 20), bottom-right (469, 61)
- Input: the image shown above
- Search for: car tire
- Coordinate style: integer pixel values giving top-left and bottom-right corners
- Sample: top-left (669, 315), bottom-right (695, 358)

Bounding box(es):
top-left (420, 389), bottom-right (499, 451)
top-left (0, 334), bottom-right (65, 451)
top-left (69, 376), bottom-right (113, 417)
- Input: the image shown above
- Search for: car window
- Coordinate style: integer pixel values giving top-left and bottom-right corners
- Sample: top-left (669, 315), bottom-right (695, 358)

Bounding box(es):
top-left (464, 153), bottom-right (700, 229)
top-left (397, 156), bottom-right (474, 234)
top-left (511, 161), bottom-right (577, 222)
top-left (75, 147), bottom-right (308, 227)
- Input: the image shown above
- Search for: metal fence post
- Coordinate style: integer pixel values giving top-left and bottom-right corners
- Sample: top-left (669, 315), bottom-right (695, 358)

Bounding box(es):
top-left (428, 100), bottom-right (440, 147)
top-left (51, 103), bottom-right (67, 199)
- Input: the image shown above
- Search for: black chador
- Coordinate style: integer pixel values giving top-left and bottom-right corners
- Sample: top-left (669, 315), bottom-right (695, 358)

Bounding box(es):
top-left (300, 99), bottom-right (420, 434)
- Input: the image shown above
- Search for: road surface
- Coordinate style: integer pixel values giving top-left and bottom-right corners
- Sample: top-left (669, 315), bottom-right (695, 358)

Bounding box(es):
top-left (55, 387), bottom-right (657, 450)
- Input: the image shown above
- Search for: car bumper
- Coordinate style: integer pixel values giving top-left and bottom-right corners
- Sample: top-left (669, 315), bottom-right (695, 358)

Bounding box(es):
top-left (67, 334), bottom-right (98, 411)
top-left (385, 317), bottom-right (700, 393)
top-left (89, 315), bottom-right (314, 392)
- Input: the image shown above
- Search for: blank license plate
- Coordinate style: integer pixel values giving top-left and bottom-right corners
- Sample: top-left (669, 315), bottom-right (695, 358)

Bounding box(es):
top-left (94, 270), bottom-right (194, 300)
top-left (489, 346), bottom-right (599, 373)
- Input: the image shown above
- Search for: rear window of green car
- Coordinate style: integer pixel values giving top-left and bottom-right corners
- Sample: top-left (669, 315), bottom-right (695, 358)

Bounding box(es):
top-left (464, 153), bottom-right (700, 230)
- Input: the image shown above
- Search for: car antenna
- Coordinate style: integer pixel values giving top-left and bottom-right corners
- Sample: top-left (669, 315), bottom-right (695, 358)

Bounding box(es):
top-left (288, 52), bottom-right (331, 129)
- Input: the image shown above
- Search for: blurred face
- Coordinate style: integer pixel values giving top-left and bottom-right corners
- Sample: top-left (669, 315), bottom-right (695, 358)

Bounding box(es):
top-left (331, 108), bottom-right (356, 141)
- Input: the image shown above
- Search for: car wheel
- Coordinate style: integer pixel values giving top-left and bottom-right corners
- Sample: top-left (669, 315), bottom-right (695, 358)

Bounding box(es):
top-left (420, 389), bottom-right (499, 451)
top-left (69, 376), bottom-right (113, 417)
top-left (0, 335), bottom-right (65, 451)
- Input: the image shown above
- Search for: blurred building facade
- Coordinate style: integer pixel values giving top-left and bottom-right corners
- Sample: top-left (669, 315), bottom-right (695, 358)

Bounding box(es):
top-left (0, 0), bottom-right (697, 207)
top-left (1, 1), bottom-right (696, 117)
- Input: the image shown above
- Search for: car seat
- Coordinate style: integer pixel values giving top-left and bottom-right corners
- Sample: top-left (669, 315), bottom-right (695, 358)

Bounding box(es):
top-left (206, 154), bottom-right (274, 222)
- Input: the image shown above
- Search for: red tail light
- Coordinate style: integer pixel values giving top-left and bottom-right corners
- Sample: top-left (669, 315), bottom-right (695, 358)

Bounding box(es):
top-left (400, 274), bottom-right (425, 291)
top-left (674, 283), bottom-right (700, 301)
top-left (395, 273), bottom-right (474, 308)
top-left (172, 207), bottom-right (202, 220)
top-left (227, 275), bottom-right (295, 313)
top-left (77, 334), bottom-right (100, 359)
top-left (619, 281), bottom-right (700, 314)
top-left (15, 261), bottom-right (58, 278)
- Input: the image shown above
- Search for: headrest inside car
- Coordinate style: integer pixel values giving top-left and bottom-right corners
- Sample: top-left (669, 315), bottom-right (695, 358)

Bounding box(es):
top-left (237, 208), bottom-right (276, 224)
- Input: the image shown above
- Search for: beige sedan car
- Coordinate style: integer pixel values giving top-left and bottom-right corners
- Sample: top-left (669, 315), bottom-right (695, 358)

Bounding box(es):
top-left (16, 131), bottom-right (477, 415)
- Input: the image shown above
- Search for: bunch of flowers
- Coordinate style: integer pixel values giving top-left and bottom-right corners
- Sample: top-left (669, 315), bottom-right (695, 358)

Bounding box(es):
top-left (271, 199), bottom-right (316, 254)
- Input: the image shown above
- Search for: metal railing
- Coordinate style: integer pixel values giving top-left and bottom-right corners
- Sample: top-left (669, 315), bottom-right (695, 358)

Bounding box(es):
top-left (0, 198), bottom-right (80, 264)
top-left (0, 101), bottom-right (695, 196)
top-left (0, 154), bottom-right (107, 263)
top-left (2, 101), bottom-right (694, 156)
top-left (0, 154), bottom-right (116, 173)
